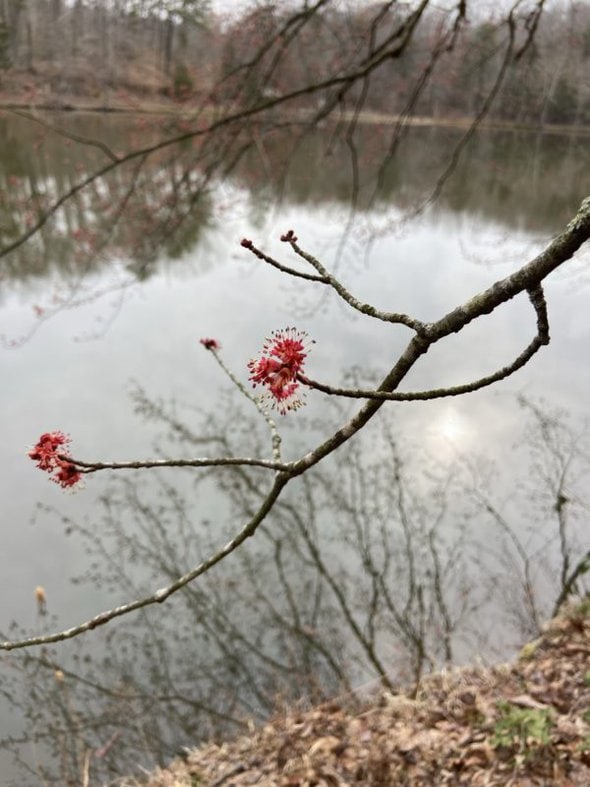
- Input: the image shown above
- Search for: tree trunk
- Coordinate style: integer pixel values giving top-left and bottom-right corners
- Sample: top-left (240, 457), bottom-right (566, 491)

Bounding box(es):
top-left (25, 0), bottom-right (35, 72)
top-left (164, 15), bottom-right (173, 76)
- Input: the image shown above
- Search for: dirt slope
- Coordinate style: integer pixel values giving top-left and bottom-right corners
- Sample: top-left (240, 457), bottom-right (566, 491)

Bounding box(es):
top-left (128, 601), bottom-right (590, 787)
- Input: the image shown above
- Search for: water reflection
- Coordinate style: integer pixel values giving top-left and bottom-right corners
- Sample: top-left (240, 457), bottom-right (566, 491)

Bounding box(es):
top-left (2, 393), bottom-right (587, 784)
top-left (2, 112), bottom-right (589, 351)
top-left (234, 124), bottom-right (590, 233)
top-left (1, 113), bottom-right (590, 783)
top-left (0, 112), bottom-right (214, 293)
top-left (1, 113), bottom-right (589, 298)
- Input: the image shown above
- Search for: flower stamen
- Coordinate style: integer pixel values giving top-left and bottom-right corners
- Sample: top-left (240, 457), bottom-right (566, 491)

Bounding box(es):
top-left (248, 328), bottom-right (313, 414)
top-left (28, 432), bottom-right (83, 488)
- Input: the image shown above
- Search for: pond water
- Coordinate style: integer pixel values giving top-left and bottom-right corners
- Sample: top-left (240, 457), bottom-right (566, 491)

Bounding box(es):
top-left (0, 112), bottom-right (589, 783)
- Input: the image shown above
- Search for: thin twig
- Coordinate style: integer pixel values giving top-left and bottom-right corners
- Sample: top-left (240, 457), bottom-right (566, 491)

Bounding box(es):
top-left (5, 197), bottom-right (590, 650)
top-left (299, 286), bottom-right (550, 401)
top-left (240, 238), bottom-right (328, 282)
top-left (242, 234), bottom-right (425, 332)
top-left (288, 236), bottom-right (426, 332)
top-left (0, 475), bottom-right (289, 651)
top-left (68, 455), bottom-right (290, 474)
top-left (206, 347), bottom-right (283, 462)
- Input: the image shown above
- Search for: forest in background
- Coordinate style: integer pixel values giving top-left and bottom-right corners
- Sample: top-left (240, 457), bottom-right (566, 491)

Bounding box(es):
top-left (0, 0), bottom-right (589, 125)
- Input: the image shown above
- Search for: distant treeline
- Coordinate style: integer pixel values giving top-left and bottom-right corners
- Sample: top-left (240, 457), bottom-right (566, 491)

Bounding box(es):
top-left (0, 1), bottom-right (589, 125)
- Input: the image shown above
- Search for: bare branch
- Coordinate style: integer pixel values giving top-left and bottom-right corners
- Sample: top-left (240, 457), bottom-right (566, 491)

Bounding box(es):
top-left (242, 233), bottom-right (426, 332)
top-left (287, 235), bottom-right (426, 332)
top-left (299, 285), bottom-right (550, 401)
top-left (202, 345), bottom-right (283, 463)
top-left (552, 550), bottom-right (590, 617)
top-left (425, 197), bottom-right (590, 340)
top-left (0, 475), bottom-right (289, 651)
top-left (12, 196), bottom-right (590, 649)
top-left (240, 238), bottom-right (328, 283)
top-left (421, 4), bottom-right (518, 212)
top-left (69, 455), bottom-right (290, 475)
top-left (515, 0), bottom-right (547, 61)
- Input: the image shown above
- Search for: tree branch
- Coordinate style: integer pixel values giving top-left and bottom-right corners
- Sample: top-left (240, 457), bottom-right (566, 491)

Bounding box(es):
top-left (552, 550), bottom-right (590, 617)
top-left (299, 285), bottom-right (550, 401)
top-left (0, 475), bottom-right (289, 651)
top-left (9, 196), bottom-right (590, 650)
top-left (69, 455), bottom-right (290, 475)
top-left (425, 196), bottom-right (590, 341)
top-left (0, 1), bottom-right (434, 263)
top-left (242, 233), bottom-right (426, 332)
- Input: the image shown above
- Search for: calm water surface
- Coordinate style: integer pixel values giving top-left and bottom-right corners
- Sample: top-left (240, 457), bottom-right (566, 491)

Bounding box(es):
top-left (0, 113), bottom-right (589, 783)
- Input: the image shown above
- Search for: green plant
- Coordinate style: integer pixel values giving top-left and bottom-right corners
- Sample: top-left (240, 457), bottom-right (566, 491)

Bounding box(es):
top-left (491, 702), bottom-right (553, 753)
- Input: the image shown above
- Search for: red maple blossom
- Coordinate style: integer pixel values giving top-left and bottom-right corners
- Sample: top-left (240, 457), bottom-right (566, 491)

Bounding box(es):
top-left (248, 328), bottom-right (313, 414)
top-left (28, 431), bottom-right (82, 488)
top-left (53, 461), bottom-right (83, 488)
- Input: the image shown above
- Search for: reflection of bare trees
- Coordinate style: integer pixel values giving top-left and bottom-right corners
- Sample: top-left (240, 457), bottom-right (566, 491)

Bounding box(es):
top-left (2, 394), bottom-right (588, 783)
top-left (2, 0), bottom-right (588, 353)
top-left (466, 396), bottom-right (590, 639)
top-left (4, 115), bottom-right (590, 350)
top-left (0, 1), bottom-right (560, 269)
top-left (0, 113), bottom-right (214, 281)
top-left (0, 112), bottom-right (224, 344)
top-left (3, 116), bottom-right (590, 293)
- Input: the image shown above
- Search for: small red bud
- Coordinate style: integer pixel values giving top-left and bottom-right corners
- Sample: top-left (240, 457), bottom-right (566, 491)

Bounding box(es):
top-left (280, 230), bottom-right (297, 243)
top-left (199, 337), bottom-right (221, 351)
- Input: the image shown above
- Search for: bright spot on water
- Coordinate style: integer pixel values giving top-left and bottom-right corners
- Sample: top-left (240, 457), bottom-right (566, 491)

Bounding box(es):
top-left (433, 407), bottom-right (472, 448)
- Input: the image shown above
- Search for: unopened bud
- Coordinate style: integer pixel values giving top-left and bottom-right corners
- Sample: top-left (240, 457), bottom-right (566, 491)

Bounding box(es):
top-left (35, 586), bottom-right (47, 615)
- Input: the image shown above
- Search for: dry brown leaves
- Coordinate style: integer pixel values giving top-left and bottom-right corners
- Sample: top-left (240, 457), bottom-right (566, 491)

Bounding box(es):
top-left (136, 604), bottom-right (590, 787)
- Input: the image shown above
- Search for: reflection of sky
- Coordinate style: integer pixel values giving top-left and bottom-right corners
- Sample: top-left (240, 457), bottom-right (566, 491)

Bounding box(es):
top-left (1, 169), bottom-right (590, 778)
top-left (2, 191), bottom-right (589, 612)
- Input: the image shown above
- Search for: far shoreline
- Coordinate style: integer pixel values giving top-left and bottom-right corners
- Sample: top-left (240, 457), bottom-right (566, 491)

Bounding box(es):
top-left (1, 93), bottom-right (590, 138)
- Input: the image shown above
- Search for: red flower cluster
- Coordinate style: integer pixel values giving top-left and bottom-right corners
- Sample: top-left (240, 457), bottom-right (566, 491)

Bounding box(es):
top-left (248, 328), bottom-right (312, 414)
top-left (28, 432), bottom-right (82, 489)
